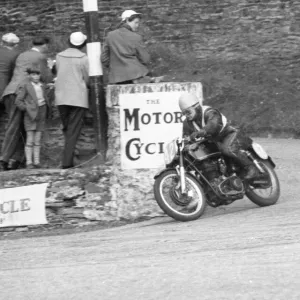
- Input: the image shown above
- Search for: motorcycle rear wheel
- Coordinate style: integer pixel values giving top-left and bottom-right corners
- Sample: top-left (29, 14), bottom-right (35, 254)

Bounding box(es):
top-left (246, 160), bottom-right (280, 207)
top-left (154, 169), bottom-right (206, 222)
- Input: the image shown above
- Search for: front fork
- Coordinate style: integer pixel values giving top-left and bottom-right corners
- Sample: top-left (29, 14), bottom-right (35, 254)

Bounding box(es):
top-left (176, 143), bottom-right (187, 194)
top-left (241, 150), bottom-right (265, 173)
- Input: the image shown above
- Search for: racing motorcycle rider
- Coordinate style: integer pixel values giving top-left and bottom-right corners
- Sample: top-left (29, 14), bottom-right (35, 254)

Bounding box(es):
top-left (179, 93), bottom-right (258, 180)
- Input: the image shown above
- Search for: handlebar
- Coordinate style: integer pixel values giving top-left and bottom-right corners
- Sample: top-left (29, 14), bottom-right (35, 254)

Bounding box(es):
top-left (180, 136), bottom-right (204, 143)
top-left (176, 137), bottom-right (204, 152)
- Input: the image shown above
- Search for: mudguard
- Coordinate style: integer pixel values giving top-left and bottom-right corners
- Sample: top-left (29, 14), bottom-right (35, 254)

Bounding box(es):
top-left (251, 151), bottom-right (276, 169)
top-left (251, 142), bottom-right (276, 169)
top-left (267, 156), bottom-right (276, 169)
top-left (153, 168), bottom-right (176, 179)
top-left (153, 168), bottom-right (201, 187)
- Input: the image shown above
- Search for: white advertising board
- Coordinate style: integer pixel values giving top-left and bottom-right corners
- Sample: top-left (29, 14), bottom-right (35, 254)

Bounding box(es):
top-left (0, 183), bottom-right (48, 227)
top-left (120, 91), bottom-right (187, 169)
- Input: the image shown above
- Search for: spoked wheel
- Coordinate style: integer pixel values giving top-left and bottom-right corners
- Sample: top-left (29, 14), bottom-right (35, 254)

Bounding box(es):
top-left (246, 161), bottom-right (280, 207)
top-left (154, 169), bottom-right (206, 221)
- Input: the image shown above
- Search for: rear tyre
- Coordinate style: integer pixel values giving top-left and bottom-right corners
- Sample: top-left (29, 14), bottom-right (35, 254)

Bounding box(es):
top-left (154, 169), bottom-right (206, 222)
top-left (246, 160), bottom-right (280, 207)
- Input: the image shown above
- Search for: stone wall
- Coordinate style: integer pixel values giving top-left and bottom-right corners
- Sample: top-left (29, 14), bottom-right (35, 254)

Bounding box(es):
top-left (0, 104), bottom-right (97, 168)
top-left (0, 166), bottom-right (117, 232)
top-left (0, 0), bottom-right (299, 61)
top-left (106, 82), bottom-right (202, 220)
top-left (0, 82), bottom-right (202, 228)
top-left (1, 0), bottom-right (299, 165)
top-left (0, 148), bottom-right (164, 229)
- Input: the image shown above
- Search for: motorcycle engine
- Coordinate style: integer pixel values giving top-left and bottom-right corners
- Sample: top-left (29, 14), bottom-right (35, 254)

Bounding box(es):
top-left (205, 175), bottom-right (245, 207)
top-left (212, 175), bottom-right (244, 195)
top-left (198, 158), bottom-right (245, 207)
top-left (198, 159), bottom-right (221, 181)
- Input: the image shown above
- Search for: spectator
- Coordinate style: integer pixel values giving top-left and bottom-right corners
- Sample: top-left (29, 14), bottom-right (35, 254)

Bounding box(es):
top-left (101, 10), bottom-right (151, 84)
top-left (0, 36), bottom-right (53, 171)
top-left (55, 32), bottom-right (89, 169)
top-left (15, 65), bottom-right (51, 169)
top-left (0, 33), bottom-right (20, 103)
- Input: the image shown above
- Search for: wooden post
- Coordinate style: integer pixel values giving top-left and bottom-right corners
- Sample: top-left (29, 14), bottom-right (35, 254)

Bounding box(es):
top-left (82, 0), bottom-right (107, 160)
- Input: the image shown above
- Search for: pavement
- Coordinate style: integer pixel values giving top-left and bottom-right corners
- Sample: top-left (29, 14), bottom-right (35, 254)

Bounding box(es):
top-left (0, 138), bottom-right (300, 300)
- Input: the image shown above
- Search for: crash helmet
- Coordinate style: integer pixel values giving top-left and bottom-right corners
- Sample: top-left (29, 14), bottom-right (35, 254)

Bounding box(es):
top-left (178, 93), bottom-right (199, 111)
top-left (121, 10), bottom-right (142, 21)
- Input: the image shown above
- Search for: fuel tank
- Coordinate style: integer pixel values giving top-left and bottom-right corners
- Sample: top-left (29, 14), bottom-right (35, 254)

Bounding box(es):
top-left (188, 140), bottom-right (221, 161)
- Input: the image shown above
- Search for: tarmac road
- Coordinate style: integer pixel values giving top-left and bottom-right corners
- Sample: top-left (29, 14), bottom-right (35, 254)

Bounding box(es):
top-left (1, 138), bottom-right (300, 300)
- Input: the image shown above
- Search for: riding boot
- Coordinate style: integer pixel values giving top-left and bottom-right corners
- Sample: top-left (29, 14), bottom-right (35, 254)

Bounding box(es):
top-left (234, 151), bottom-right (258, 180)
top-left (244, 165), bottom-right (258, 180)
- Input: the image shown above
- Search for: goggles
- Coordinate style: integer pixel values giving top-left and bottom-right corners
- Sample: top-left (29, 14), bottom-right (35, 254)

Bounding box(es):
top-left (182, 103), bottom-right (199, 116)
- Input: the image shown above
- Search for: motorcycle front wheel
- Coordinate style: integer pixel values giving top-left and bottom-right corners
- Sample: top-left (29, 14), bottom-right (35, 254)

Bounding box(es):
top-left (153, 169), bottom-right (206, 222)
top-left (246, 160), bottom-right (280, 207)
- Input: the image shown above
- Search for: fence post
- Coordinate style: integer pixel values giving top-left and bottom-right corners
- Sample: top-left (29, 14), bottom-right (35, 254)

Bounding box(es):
top-left (82, 0), bottom-right (107, 160)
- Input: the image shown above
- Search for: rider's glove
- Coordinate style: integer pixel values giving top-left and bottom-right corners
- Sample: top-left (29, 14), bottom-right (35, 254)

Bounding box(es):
top-left (190, 130), bottom-right (206, 141)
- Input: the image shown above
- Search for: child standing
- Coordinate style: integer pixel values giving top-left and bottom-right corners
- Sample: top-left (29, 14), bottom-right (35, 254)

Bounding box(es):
top-left (15, 65), bottom-right (51, 169)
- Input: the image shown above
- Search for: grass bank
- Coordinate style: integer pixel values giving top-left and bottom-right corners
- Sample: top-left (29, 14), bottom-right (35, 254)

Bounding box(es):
top-left (149, 44), bottom-right (300, 138)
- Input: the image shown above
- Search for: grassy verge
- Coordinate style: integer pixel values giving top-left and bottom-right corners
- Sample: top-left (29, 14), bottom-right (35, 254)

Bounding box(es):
top-left (149, 44), bottom-right (300, 138)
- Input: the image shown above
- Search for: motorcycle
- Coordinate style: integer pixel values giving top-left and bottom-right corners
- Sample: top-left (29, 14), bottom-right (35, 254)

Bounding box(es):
top-left (153, 137), bottom-right (280, 222)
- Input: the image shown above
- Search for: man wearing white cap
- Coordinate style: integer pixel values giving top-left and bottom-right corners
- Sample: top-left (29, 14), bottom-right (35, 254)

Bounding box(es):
top-left (54, 32), bottom-right (89, 169)
top-left (0, 36), bottom-right (53, 171)
top-left (101, 9), bottom-right (151, 84)
top-left (0, 33), bottom-right (19, 101)
top-left (0, 33), bottom-right (20, 171)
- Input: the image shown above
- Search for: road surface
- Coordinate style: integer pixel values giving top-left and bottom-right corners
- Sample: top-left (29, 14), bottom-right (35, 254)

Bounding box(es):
top-left (1, 138), bottom-right (300, 300)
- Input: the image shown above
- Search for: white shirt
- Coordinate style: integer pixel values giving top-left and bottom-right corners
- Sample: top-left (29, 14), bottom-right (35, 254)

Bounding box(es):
top-left (31, 47), bottom-right (40, 52)
top-left (31, 82), bottom-right (45, 106)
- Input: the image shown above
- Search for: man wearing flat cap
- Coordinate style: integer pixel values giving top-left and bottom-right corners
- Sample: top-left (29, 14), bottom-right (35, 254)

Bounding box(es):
top-left (0, 33), bottom-right (20, 106)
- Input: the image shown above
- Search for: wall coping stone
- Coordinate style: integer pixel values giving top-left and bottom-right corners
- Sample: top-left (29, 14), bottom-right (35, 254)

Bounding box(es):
top-left (106, 82), bottom-right (203, 107)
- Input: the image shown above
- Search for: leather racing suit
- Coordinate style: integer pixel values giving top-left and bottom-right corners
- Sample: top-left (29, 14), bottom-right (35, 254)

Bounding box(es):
top-left (182, 105), bottom-right (254, 171)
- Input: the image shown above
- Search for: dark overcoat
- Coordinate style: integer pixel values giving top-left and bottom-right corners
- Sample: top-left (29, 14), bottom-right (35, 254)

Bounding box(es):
top-left (2, 49), bottom-right (53, 98)
top-left (0, 46), bottom-right (19, 98)
top-left (101, 25), bottom-right (150, 84)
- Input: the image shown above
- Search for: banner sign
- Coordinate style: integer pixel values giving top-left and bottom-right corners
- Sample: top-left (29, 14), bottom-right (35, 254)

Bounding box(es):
top-left (120, 91), bottom-right (187, 169)
top-left (0, 183), bottom-right (48, 227)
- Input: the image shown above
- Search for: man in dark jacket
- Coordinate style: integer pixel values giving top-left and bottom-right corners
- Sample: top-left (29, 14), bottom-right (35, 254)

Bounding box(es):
top-left (179, 93), bottom-right (257, 179)
top-left (0, 33), bottom-right (19, 101)
top-left (0, 36), bottom-right (53, 171)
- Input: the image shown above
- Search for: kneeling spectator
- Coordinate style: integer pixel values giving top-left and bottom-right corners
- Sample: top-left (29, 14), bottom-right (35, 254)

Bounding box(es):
top-left (15, 65), bottom-right (51, 169)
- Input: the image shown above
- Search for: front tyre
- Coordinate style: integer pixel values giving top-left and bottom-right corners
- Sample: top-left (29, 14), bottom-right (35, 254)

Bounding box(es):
top-left (246, 160), bottom-right (280, 207)
top-left (154, 169), bottom-right (206, 222)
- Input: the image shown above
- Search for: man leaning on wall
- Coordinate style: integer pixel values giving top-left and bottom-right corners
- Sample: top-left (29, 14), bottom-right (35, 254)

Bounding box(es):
top-left (0, 36), bottom-right (54, 171)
